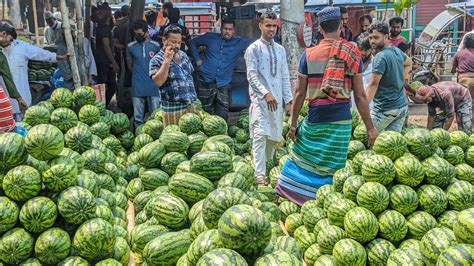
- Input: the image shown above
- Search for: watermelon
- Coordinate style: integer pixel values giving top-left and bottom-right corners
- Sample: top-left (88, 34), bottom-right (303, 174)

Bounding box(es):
top-left (130, 223), bottom-right (169, 253)
top-left (201, 115), bottom-right (227, 136)
top-left (400, 239), bottom-right (422, 250)
top-left (315, 184), bottom-right (334, 208)
top-left (188, 132), bottom-right (208, 156)
top-left (175, 160), bottom-right (191, 174)
top-left (202, 141), bottom-right (232, 156)
top-left (284, 213), bottom-right (303, 236)
top-left (202, 187), bottom-right (252, 229)
top-left (19, 196), bottom-right (57, 233)
top-left (24, 124), bottom-right (64, 161)
top-left (394, 155), bottom-right (425, 187)
top-left (271, 235), bottom-right (303, 259)
top-left (102, 136), bottom-right (123, 154)
top-left (151, 193), bottom-right (189, 230)
top-left (353, 123), bottom-right (368, 147)
top-left (333, 238), bottom-right (366, 266)
top-left (218, 204), bottom-right (271, 257)
top-left (217, 172), bottom-right (249, 191)
top-left (0, 197), bottom-right (18, 234)
top-left (34, 227), bottom-right (70, 264)
top-left (317, 224), bottom-right (347, 255)
top-left (455, 163), bottom-right (474, 183)
top-left (361, 154), bottom-right (395, 185)
top-left (279, 201), bottom-right (300, 221)
top-left (95, 259), bottom-right (122, 266)
top-left (0, 133), bottom-right (28, 172)
top-left (342, 175), bottom-right (365, 202)
top-left (446, 180), bottom-right (474, 211)
top-left (301, 201), bottom-right (326, 230)
top-left (304, 243), bottom-right (323, 265)
top-left (73, 86), bottom-right (96, 107)
top-left (36, 100), bottom-right (54, 112)
top-left (143, 231), bottom-right (192, 265)
top-left (420, 227), bottom-right (458, 265)
top-left (2, 165), bottom-right (41, 201)
top-left (406, 211), bottom-right (438, 240)
top-left (444, 145), bottom-right (465, 165)
top-left (373, 131), bottom-right (407, 161)
top-left (417, 184), bottom-right (448, 217)
top-left (139, 168), bottom-right (169, 190)
top-left (50, 88), bottom-right (73, 108)
top-left (189, 200), bottom-right (204, 223)
top-left (196, 248), bottom-right (247, 266)
top-left (187, 229), bottom-right (224, 264)
top-left (161, 152), bottom-right (188, 176)
top-left (133, 134), bottom-right (154, 151)
top-left (57, 186), bottom-right (96, 225)
top-left (344, 207), bottom-right (379, 244)
top-left (25, 155), bottom-right (49, 174)
top-left (378, 210), bottom-right (408, 243)
top-left (437, 244), bottom-right (474, 266)
top-left (466, 146), bottom-right (474, 166)
top-left (450, 130), bottom-right (470, 150)
top-left (386, 248), bottom-right (424, 265)
top-left (422, 155), bottom-right (455, 189)
top-left (0, 228), bottom-right (34, 264)
top-left (435, 146), bottom-right (445, 158)
top-left (60, 148), bottom-right (85, 170)
top-left (19, 257), bottom-right (42, 265)
top-left (327, 198), bottom-right (357, 228)
top-left (389, 184), bottom-right (419, 216)
top-left (431, 128), bottom-right (451, 149)
top-left (347, 140), bottom-right (366, 160)
top-left (42, 157), bottom-right (78, 192)
top-left (159, 131), bottom-right (189, 153)
top-left (72, 218), bottom-right (115, 261)
top-left (138, 141), bottom-right (166, 168)
top-left (110, 113), bottom-right (130, 134)
top-left (95, 204), bottom-right (114, 223)
top-left (365, 238), bottom-right (396, 266)
top-left (356, 182), bottom-right (390, 215)
top-left (169, 172), bottom-right (215, 204)
top-left (133, 191), bottom-right (152, 213)
top-left (76, 169), bottom-right (100, 196)
top-left (78, 104), bottom-right (101, 125)
top-left (126, 178), bottom-right (144, 199)
top-left (190, 151), bottom-right (233, 181)
top-left (98, 188), bottom-right (116, 208)
top-left (141, 119), bottom-right (164, 140)
top-left (179, 113), bottom-right (202, 135)
top-left (294, 228), bottom-right (317, 251)
top-left (332, 167), bottom-right (352, 193)
top-left (437, 210), bottom-right (459, 230)
top-left (112, 237), bottom-right (130, 265)
top-left (453, 208), bottom-right (474, 244)
top-left (23, 105), bottom-right (50, 126)
top-left (405, 128), bottom-right (438, 160)
top-left (205, 135), bottom-right (235, 152)
top-left (352, 150), bottom-right (375, 174)
top-left (50, 107), bottom-right (78, 133)
top-left (190, 214), bottom-right (209, 240)
top-left (82, 149), bottom-right (106, 173)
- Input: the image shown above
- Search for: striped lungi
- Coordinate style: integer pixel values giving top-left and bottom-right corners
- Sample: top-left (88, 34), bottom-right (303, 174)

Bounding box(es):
top-left (0, 86), bottom-right (15, 133)
top-left (161, 101), bottom-right (195, 127)
top-left (275, 119), bottom-right (352, 206)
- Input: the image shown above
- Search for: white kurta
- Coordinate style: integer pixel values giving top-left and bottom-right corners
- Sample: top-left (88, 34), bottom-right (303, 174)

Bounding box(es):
top-left (245, 38), bottom-right (292, 142)
top-left (3, 39), bottom-right (57, 113)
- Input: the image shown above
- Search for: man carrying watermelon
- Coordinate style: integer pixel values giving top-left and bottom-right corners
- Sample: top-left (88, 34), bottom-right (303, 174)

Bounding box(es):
top-left (274, 7), bottom-right (377, 205)
top-left (414, 81), bottom-right (472, 134)
top-left (149, 25), bottom-right (197, 126)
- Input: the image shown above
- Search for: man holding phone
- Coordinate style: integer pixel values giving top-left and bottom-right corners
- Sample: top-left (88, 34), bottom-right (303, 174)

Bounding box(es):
top-left (149, 25), bottom-right (197, 126)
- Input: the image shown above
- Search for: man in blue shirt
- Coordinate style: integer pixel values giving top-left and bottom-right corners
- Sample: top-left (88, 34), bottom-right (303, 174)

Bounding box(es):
top-left (189, 17), bottom-right (253, 120)
top-left (126, 20), bottom-right (161, 129)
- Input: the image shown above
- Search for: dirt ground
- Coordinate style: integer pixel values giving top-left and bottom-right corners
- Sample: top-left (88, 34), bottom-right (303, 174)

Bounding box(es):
top-left (408, 104), bottom-right (463, 131)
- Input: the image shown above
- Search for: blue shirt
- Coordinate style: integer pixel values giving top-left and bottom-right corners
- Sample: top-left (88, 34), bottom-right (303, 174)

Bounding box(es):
top-left (126, 40), bottom-right (161, 97)
top-left (372, 47), bottom-right (407, 112)
top-left (149, 50), bottom-right (197, 103)
top-left (189, 33), bottom-right (253, 88)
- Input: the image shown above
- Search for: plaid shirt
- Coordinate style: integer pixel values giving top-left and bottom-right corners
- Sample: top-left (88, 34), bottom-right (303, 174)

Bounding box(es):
top-left (149, 50), bottom-right (197, 103)
top-left (429, 81), bottom-right (471, 117)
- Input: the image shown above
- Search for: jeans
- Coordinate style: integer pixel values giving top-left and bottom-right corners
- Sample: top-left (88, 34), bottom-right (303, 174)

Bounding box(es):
top-left (132, 96), bottom-right (160, 129)
top-left (371, 105), bottom-right (409, 133)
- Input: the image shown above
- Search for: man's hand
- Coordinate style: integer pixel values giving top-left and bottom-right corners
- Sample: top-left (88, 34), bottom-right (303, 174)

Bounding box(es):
top-left (367, 127), bottom-right (378, 148)
top-left (164, 46), bottom-right (175, 63)
top-left (112, 62), bottom-right (120, 73)
top-left (264, 92), bottom-right (278, 112)
top-left (196, 60), bottom-right (203, 66)
top-left (56, 54), bottom-right (68, 61)
top-left (285, 102), bottom-right (292, 114)
top-left (88, 75), bottom-right (94, 85)
top-left (16, 97), bottom-right (27, 112)
top-left (286, 126), bottom-right (297, 141)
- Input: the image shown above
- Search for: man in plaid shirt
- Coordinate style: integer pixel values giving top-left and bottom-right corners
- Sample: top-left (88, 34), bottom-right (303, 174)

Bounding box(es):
top-left (415, 81), bottom-right (472, 134)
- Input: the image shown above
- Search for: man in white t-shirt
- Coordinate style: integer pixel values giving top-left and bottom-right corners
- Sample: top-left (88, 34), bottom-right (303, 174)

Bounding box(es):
top-left (352, 32), bottom-right (373, 110)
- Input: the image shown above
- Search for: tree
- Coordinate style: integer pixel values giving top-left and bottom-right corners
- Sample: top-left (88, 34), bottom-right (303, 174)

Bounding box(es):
top-left (394, 0), bottom-right (418, 14)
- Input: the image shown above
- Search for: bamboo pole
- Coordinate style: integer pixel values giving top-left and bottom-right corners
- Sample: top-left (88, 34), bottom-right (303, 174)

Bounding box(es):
top-left (75, 0), bottom-right (88, 85)
top-left (31, 0), bottom-right (40, 46)
top-left (2, 0), bottom-right (6, 20)
top-left (60, 0), bottom-right (81, 88)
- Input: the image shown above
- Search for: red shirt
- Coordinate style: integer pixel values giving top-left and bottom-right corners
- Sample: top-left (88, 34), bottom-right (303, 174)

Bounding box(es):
top-left (428, 81), bottom-right (471, 117)
top-left (0, 86), bottom-right (15, 133)
top-left (453, 48), bottom-right (474, 78)
top-left (389, 35), bottom-right (406, 47)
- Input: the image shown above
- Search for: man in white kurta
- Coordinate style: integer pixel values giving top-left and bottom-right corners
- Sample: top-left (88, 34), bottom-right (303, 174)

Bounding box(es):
top-left (245, 11), bottom-right (293, 185)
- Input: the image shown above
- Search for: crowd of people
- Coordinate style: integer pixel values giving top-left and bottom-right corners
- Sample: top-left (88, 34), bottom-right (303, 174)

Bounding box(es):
top-left (0, 3), bottom-right (473, 203)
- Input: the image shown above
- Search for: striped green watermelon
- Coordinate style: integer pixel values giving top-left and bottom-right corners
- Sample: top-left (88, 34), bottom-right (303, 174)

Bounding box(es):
top-left (365, 238), bottom-right (396, 266)
top-left (466, 146), bottom-right (474, 167)
top-left (187, 229), bottom-right (224, 264)
top-left (435, 146), bottom-right (445, 158)
top-left (0, 228), bottom-right (34, 264)
top-left (217, 172), bottom-right (249, 191)
top-left (279, 200), bottom-right (301, 221)
top-left (76, 169), bottom-right (100, 196)
top-left (94, 100), bottom-right (106, 115)
top-left (201, 115), bottom-right (227, 136)
top-left (386, 248), bottom-right (424, 266)
top-left (422, 156), bottom-right (455, 189)
top-left (333, 238), bottom-right (366, 266)
top-left (347, 140), bottom-right (366, 160)
top-left (444, 145), bottom-right (465, 165)
top-left (34, 227), bottom-right (70, 264)
top-left (65, 125), bottom-right (93, 154)
top-left (73, 86), bottom-right (96, 107)
top-left (317, 224), bottom-right (347, 254)
top-left (189, 200), bottom-right (204, 223)
top-left (314, 254), bottom-right (335, 265)
top-left (179, 113), bottom-right (202, 135)
top-left (353, 123), bottom-right (368, 147)
top-left (130, 223), bottom-right (169, 253)
top-left (0, 133), bottom-right (28, 172)
top-left (95, 205), bottom-right (114, 223)
top-left (202, 187), bottom-right (251, 229)
top-left (284, 213), bottom-right (304, 236)
top-left (72, 218), bottom-right (115, 261)
top-left (356, 182), bottom-right (390, 215)
top-left (389, 184), bottom-right (419, 216)
top-left (169, 172), bottom-right (215, 204)
top-left (378, 210), bottom-right (408, 243)
top-left (394, 155), bottom-right (425, 187)
top-left (455, 163), bottom-right (474, 183)
top-left (118, 130), bottom-right (134, 150)
top-left (112, 237), bottom-right (130, 265)
top-left (100, 110), bottom-right (114, 124)
top-left (304, 243), bottom-right (323, 265)
top-left (78, 104), bottom-right (100, 125)
top-left (143, 230), bottom-right (192, 265)
top-left (82, 149), bottom-right (106, 173)
top-left (315, 184), bottom-right (334, 208)
top-left (196, 248), bottom-right (247, 266)
top-left (218, 204), bottom-right (271, 258)
top-left (25, 124), bottom-right (64, 161)
top-left (352, 150), bottom-right (375, 174)
top-left (188, 132), bottom-right (208, 156)
top-left (400, 239), bottom-right (422, 250)
top-left (19, 257), bottom-right (42, 265)
top-left (98, 188), bottom-right (116, 208)
top-left (0, 197), bottom-right (18, 234)
top-left (151, 193), bottom-right (189, 229)
top-left (141, 119), bottom-right (164, 140)
top-left (437, 210), bottom-right (459, 230)
top-left (36, 100), bottom-right (54, 112)
top-left (201, 141), bottom-right (232, 156)
top-left (373, 131), bottom-right (407, 161)
top-left (138, 141), bottom-right (166, 168)
top-left (327, 198), bottom-right (357, 228)
top-left (110, 113), bottom-right (130, 134)
top-left (139, 168), bottom-right (169, 190)
top-left (161, 152), bottom-right (188, 176)
top-left (361, 154), bottom-right (395, 185)
top-left (406, 211), bottom-right (438, 240)
top-left (23, 105), bottom-right (50, 126)
top-left (58, 186), bottom-right (96, 225)
top-left (420, 227), bottom-right (458, 265)
top-left (342, 175), bottom-right (365, 202)
top-left (133, 191), bottom-right (152, 213)
top-left (204, 135), bottom-right (235, 152)
top-left (42, 157), bottom-right (78, 192)
top-left (294, 227), bottom-right (317, 251)
top-left (233, 161), bottom-right (255, 188)
top-left (235, 129), bottom-right (249, 144)
top-left (95, 258), bottom-right (122, 265)
top-left (417, 185), bottom-right (448, 217)
top-left (50, 88), bottom-right (73, 108)
top-left (405, 128), bottom-right (438, 160)
top-left (332, 167), bottom-right (352, 193)
top-left (25, 155), bottom-right (49, 174)
top-left (450, 130), bottom-right (470, 150)
top-left (431, 128), bottom-right (451, 149)
top-left (453, 208), bottom-right (474, 244)
top-left (102, 136), bottom-right (123, 154)
top-left (176, 160), bottom-right (191, 173)
top-left (260, 202), bottom-right (281, 223)
top-left (344, 207), bottom-right (378, 244)
top-left (126, 178), bottom-right (144, 199)
top-left (447, 180), bottom-right (474, 211)
top-left (19, 196), bottom-right (57, 233)
top-left (50, 108), bottom-right (78, 133)
top-left (273, 235), bottom-right (304, 259)
top-left (302, 204), bottom-right (326, 230)
top-left (190, 151), bottom-right (233, 181)
top-left (437, 244), bottom-right (474, 266)
top-left (255, 250), bottom-right (302, 265)
top-left (133, 133), bottom-right (154, 151)
top-left (114, 192), bottom-right (127, 210)
top-left (60, 148), bottom-right (85, 170)
top-left (2, 165), bottom-right (41, 201)
top-left (160, 131), bottom-right (190, 153)
top-left (190, 214), bottom-right (209, 240)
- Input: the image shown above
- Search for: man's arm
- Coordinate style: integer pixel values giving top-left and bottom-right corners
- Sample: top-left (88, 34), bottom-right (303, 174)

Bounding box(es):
top-left (427, 115), bottom-right (435, 129)
top-left (188, 33), bottom-right (209, 63)
top-left (353, 73), bottom-right (378, 148)
top-left (25, 41), bottom-right (61, 62)
top-left (244, 46), bottom-right (269, 98)
top-left (125, 45), bottom-right (133, 72)
top-left (403, 56), bottom-right (412, 81)
top-left (281, 49), bottom-right (293, 106)
top-left (451, 53), bottom-right (459, 74)
top-left (290, 74), bottom-right (307, 128)
top-left (150, 47), bottom-right (174, 87)
top-left (102, 37), bottom-right (119, 72)
top-left (366, 73), bottom-right (382, 102)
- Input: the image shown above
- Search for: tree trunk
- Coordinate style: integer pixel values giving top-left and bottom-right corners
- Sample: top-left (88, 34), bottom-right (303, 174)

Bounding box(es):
top-left (60, 0), bottom-right (81, 88)
top-left (280, 0), bottom-right (305, 87)
top-left (75, 0), bottom-right (88, 85)
top-left (8, 0), bottom-right (21, 29)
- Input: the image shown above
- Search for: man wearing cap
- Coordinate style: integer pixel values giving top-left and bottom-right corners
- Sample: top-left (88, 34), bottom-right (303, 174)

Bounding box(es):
top-left (414, 81), bottom-right (472, 134)
top-left (44, 11), bottom-right (62, 45)
top-left (275, 7), bottom-right (376, 205)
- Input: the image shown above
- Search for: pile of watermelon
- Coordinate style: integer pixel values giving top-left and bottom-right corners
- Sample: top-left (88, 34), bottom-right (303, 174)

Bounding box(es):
top-left (0, 86), bottom-right (133, 265)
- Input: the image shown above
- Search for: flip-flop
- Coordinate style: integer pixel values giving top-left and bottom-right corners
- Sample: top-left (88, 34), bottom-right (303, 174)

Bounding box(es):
top-left (257, 176), bottom-right (268, 186)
